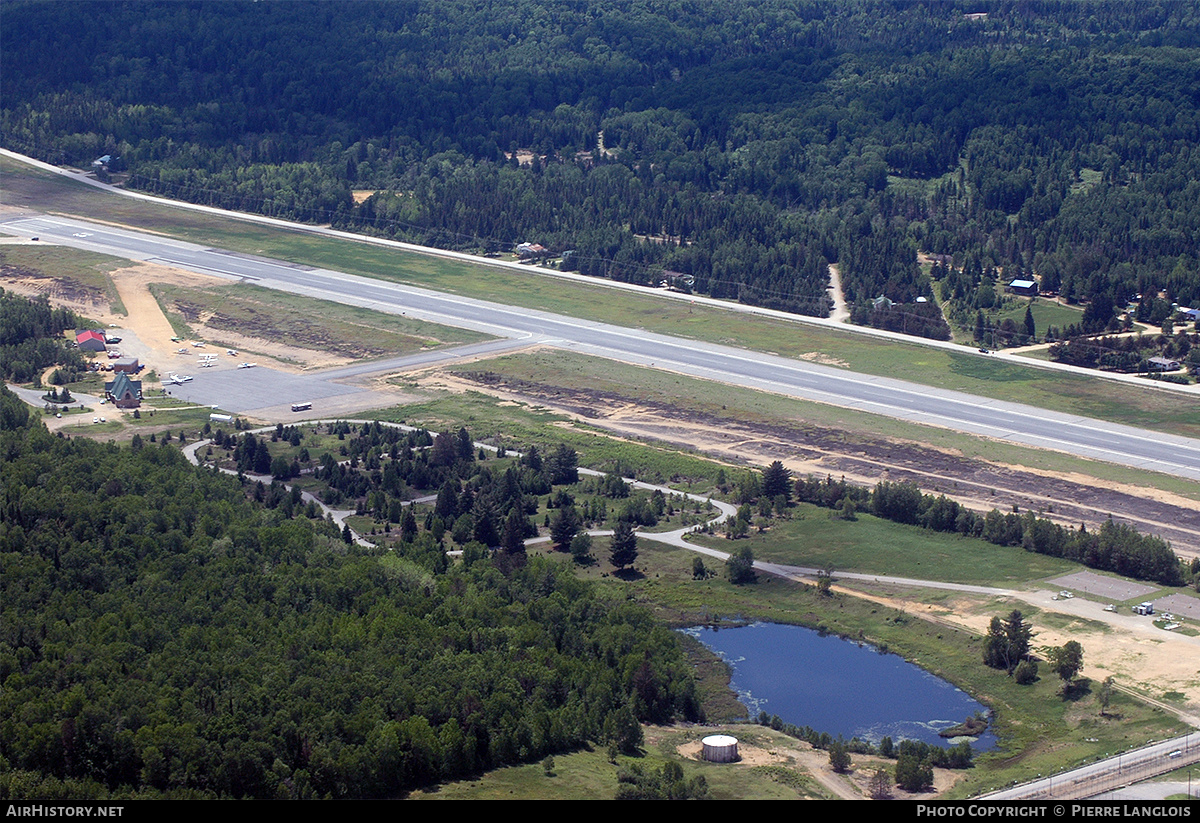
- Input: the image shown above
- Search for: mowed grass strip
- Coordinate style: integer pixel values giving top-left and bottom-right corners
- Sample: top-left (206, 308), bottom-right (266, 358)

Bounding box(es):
top-left (5, 156), bottom-right (1198, 436)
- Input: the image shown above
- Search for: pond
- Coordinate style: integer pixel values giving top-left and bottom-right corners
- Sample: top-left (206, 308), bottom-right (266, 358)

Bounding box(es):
top-left (684, 622), bottom-right (997, 751)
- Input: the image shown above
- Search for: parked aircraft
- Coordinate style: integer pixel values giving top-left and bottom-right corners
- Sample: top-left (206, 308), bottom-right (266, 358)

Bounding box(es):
top-left (167, 373), bottom-right (193, 384)
top-left (237, 362), bottom-right (257, 369)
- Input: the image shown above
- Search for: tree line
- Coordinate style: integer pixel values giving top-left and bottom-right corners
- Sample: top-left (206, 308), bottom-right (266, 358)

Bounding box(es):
top-left (5, 2), bottom-right (1199, 338)
top-left (790, 474), bottom-right (1189, 587)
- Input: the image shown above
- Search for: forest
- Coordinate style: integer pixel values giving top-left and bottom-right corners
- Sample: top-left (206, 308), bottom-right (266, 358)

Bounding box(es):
top-left (4, 1), bottom-right (1200, 339)
top-left (0, 388), bottom-right (702, 799)
top-left (0, 287), bottom-right (85, 383)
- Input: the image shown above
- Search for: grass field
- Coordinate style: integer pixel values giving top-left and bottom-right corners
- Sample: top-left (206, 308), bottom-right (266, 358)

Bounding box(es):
top-left (410, 726), bottom-right (835, 800)
top-left (5, 155), bottom-right (1198, 438)
top-left (0, 244), bottom-right (127, 313)
top-left (689, 504), bottom-right (1079, 585)
top-left (994, 295), bottom-right (1085, 336)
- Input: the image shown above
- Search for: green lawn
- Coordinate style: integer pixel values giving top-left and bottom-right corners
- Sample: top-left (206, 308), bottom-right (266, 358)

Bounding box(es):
top-left (689, 504), bottom-right (1078, 586)
top-left (994, 296), bottom-right (1085, 337)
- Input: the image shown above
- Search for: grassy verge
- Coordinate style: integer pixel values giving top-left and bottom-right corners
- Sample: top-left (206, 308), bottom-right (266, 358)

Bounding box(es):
top-left (0, 244), bottom-right (127, 313)
top-left (441, 350), bottom-right (1200, 503)
top-left (147, 283), bottom-right (195, 340)
top-left (5, 156), bottom-right (1198, 437)
top-left (151, 281), bottom-right (491, 359)
top-left (366, 390), bottom-right (730, 492)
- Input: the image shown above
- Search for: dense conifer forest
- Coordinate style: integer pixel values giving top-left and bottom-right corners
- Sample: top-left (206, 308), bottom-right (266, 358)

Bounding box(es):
top-left (4, 1), bottom-right (1200, 337)
top-left (0, 388), bottom-right (701, 799)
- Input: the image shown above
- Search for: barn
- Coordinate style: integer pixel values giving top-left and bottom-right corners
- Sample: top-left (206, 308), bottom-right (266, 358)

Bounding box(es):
top-left (75, 330), bottom-right (107, 353)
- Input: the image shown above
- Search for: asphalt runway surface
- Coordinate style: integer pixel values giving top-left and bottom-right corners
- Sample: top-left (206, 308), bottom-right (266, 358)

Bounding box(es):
top-left (5, 212), bottom-right (1200, 482)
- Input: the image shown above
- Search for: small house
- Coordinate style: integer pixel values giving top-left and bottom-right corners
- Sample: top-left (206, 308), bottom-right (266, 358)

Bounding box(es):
top-left (104, 371), bottom-right (142, 409)
top-left (1006, 279), bottom-right (1039, 297)
top-left (112, 357), bottom-right (140, 374)
top-left (1147, 356), bottom-right (1181, 372)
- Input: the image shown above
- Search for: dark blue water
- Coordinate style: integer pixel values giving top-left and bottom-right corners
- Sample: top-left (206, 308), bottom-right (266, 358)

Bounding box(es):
top-left (685, 622), bottom-right (997, 750)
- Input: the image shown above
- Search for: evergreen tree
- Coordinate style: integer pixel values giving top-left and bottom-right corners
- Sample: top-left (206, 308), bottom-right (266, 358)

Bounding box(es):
top-left (609, 520), bottom-right (638, 571)
top-left (549, 506), bottom-right (580, 552)
top-left (502, 508), bottom-right (527, 558)
top-left (761, 460), bottom-right (792, 502)
top-left (984, 610), bottom-right (1033, 674)
top-left (828, 738), bottom-right (851, 773)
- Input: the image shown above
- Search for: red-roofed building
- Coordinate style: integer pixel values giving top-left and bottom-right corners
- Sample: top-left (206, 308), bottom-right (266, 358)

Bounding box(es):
top-left (76, 330), bottom-right (107, 352)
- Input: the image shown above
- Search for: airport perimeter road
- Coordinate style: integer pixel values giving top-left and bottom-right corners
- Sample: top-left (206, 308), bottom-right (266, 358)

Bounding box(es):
top-left (6, 213), bottom-right (1200, 482)
top-left (980, 732), bottom-right (1200, 800)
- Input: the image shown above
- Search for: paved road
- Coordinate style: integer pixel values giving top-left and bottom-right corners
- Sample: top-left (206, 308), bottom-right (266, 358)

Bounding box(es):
top-left (5, 212), bottom-right (1200, 481)
top-left (981, 731), bottom-right (1200, 800)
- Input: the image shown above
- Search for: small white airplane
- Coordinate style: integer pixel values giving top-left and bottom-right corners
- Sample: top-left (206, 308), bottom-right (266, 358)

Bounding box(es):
top-left (167, 373), bottom-right (193, 384)
top-left (176, 348), bottom-right (189, 354)
top-left (237, 362), bottom-right (258, 369)
top-left (192, 341), bottom-right (205, 348)
top-left (227, 349), bottom-right (238, 356)
top-left (199, 360), bottom-right (214, 368)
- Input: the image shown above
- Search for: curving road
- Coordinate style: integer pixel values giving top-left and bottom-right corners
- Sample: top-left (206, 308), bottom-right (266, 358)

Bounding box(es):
top-left (5, 212), bottom-right (1200, 482)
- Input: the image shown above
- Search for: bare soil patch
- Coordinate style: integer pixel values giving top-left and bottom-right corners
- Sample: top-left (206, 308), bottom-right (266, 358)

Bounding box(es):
top-left (0, 261), bottom-right (108, 317)
top-left (842, 584), bottom-right (1200, 722)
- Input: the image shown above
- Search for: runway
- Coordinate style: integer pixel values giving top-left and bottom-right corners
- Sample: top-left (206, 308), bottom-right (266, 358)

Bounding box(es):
top-left (5, 212), bottom-right (1200, 481)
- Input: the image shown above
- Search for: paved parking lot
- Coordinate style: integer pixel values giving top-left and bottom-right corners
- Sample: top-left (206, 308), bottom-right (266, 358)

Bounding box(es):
top-left (1048, 570), bottom-right (1158, 602)
top-left (163, 365), bottom-right (368, 413)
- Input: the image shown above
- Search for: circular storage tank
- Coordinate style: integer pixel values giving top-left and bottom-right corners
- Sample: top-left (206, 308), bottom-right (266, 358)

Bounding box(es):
top-left (701, 734), bottom-right (739, 763)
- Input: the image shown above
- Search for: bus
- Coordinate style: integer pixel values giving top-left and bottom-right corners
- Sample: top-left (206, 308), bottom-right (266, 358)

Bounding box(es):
top-left (290, 402), bottom-right (312, 412)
